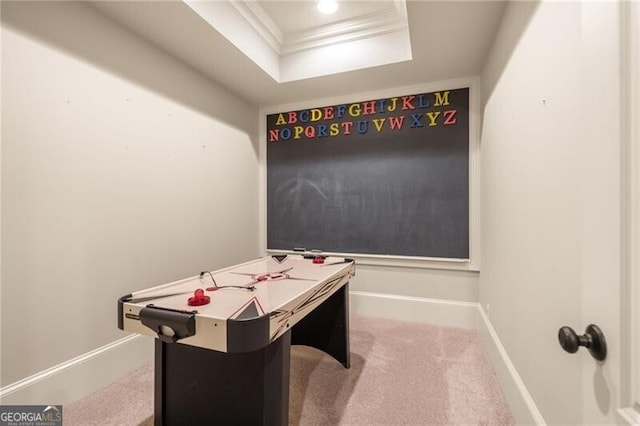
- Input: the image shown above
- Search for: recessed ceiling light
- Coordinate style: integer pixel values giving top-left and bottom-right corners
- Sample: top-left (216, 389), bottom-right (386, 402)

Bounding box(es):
top-left (317, 0), bottom-right (338, 14)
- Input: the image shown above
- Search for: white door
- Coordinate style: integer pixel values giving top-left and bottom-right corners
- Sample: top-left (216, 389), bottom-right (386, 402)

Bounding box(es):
top-left (578, 1), bottom-right (639, 424)
top-left (617, 1), bottom-right (640, 423)
top-left (480, 1), bottom-right (638, 423)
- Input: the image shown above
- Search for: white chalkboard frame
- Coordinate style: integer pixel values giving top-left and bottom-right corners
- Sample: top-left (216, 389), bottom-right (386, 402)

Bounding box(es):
top-left (258, 77), bottom-right (480, 271)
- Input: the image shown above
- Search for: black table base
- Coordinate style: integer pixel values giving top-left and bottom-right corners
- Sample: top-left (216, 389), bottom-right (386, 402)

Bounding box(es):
top-left (153, 283), bottom-right (350, 426)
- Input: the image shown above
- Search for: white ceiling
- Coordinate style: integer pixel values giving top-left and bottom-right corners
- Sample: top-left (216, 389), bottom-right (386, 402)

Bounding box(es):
top-left (260, 1), bottom-right (399, 34)
top-left (181, 0), bottom-right (412, 82)
top-left (90, 1), bottom-right (506, 107)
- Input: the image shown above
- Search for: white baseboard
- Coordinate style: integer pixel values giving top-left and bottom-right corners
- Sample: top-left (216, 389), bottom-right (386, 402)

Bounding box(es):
top-left (0, 334), bottom-right (152, 406)
top-left (476, 308), bottom-right (546, 425)
top-left (350, 290), bottom-right (479, 329)
top-left (350, 290), bottom-right (545, 425)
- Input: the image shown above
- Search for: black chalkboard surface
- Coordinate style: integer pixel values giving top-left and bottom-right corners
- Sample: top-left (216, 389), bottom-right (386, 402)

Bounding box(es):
top-left (267, 87), bottom-right (469, 259)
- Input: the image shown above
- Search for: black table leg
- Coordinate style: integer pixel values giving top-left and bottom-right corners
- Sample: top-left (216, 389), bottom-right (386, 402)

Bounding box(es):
top-left (291, 283), bottom-right (350, 368)
top-left (154, 330), bottom-right (291, 426)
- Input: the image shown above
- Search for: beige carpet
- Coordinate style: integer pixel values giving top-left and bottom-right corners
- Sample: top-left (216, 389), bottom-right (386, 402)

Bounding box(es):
top-left (65, 315), bottom-right (513, 425)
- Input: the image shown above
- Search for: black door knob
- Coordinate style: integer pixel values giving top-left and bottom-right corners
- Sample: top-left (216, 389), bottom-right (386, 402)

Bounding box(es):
top-left (558, 324), bottom-right (607, 361)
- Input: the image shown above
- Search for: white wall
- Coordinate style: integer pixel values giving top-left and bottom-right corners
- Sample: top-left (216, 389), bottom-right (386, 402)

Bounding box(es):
top-left (1, 0), bottom-right (259, 390)
top-left (351, 265), bottom-right (477, 303)
top-left (480, 1), bottom-right (623, 424)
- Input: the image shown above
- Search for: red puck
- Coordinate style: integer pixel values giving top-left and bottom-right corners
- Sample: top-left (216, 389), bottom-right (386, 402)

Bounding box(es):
top-left (188, 288), bottom-right (210, 306)
top-left (313, 256), bottom-right (324, 264)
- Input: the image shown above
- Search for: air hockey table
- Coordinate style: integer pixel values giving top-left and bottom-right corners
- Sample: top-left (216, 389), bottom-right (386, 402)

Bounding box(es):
top-left (118, 254), bottom-right (355, 425)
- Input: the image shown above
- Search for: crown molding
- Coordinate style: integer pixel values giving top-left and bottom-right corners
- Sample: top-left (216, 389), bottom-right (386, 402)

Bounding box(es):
top-left (226, 0), bottom-right (409, 55)
top-left (227, 0), bottom-right (283, 53)
top-left (282, 8), bottom-right (409, 54)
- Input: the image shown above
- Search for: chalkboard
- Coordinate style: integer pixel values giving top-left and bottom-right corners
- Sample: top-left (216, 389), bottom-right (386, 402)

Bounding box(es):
top-left (266, 87), bottom-right (469, 259)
